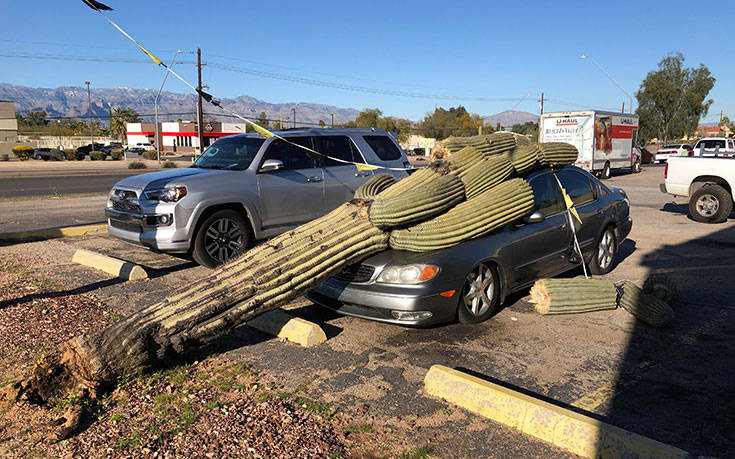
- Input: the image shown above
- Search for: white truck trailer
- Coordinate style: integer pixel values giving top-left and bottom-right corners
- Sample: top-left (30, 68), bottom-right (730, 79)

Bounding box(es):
top-left (539, 110), bottom-right (639, 179)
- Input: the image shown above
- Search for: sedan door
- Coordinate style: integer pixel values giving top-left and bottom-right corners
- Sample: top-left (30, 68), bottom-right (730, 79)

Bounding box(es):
top-left (555, 169), bottom-right (603, 259)
top-left (509, 172), bottom-right (572, 286)
top-left (256, 136), bottom-right (325, 228)
top-left (317, 135), bottom-right (374, 211)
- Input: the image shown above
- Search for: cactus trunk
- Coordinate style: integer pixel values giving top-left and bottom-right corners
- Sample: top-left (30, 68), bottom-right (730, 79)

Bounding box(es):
top-left (389, 178), bottom-right (534, 252)
top-left (509, 144), bottom-right (541, 175)
top-left (539, 142), bottom-right (580, 166)
top-left (529, 278), bottom-right (619, 314)
top-left (617, 281), bottom-right (675, 327)
top-left (19, 202), bottom-right (389, 402)
top-left (460, 156), bottom-right (514, 199)
top-left (354, 173), bottom-right (395, 200)
top-left (369, 174), bottom-right (466, 229)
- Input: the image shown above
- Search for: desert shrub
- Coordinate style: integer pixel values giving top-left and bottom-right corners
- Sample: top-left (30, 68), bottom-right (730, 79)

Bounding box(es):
top-left (90, 151), bottom-right (106, 161)
top-left (128, 161), bottom-right (147, 169)
top-left (110, 149), bottom-right (124, 160)
top-left (1, 154), bottom-right (9, 162)
top-left (64, 149), bottom-right (79, 160)
top-left (12, 145), bottom-right (33, 161)
top-left (50, 149), bottom-right (65, 161)
top-left (162, 160), bottom-right (177, 169)
top-left (142, 150), bottom-right (158, 160)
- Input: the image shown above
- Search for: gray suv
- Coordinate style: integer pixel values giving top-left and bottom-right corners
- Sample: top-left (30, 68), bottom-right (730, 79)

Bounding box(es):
top-left (105, 128), bottom-right (410, 267)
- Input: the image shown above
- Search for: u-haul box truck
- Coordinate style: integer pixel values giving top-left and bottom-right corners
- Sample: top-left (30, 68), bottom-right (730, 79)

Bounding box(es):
top-left (539, 111), bottom-right (639, 178)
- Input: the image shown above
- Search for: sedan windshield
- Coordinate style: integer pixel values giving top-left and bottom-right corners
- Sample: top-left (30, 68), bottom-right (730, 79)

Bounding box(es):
top-left (192, 136), bottom-right (265, 170)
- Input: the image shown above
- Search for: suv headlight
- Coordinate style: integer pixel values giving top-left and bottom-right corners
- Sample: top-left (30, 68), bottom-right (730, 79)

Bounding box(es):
top-left (376, 264), bottom-right (439, 284)
top-left (143, 186), bottom-right (187, 202)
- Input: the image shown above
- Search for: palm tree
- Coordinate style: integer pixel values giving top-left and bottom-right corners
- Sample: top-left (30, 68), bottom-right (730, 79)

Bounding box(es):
top-left (110, 107), bottom-right (141, 140)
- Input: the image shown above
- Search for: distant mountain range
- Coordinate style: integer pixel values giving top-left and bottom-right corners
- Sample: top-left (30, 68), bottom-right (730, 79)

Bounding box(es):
top-left (0, 83), bottom-right (361, 126)
top-left (1, 82), bottom-right (539, 131)
top-left (484, 110), bottom-right (538, 128)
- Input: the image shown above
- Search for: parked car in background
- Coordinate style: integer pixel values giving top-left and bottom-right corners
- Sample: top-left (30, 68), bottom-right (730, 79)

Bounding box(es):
top-left (32, 147), bottom-right (52, 160)
top-left (638, 147), bottom-right (654, 164)
top-left (77, 143), bottom-right (106, 155)
top-left (655, 144), bottom-right (692, 163)
top-left (124, 146), bottom-right (146, 154)
top-left (135, 143), bottom-right (156, 151)
top-left (662, 155), bottom-right (735, 223)
top-left (105, 128), bottom-right (411, 267)
top-left (308, 166), bottom-right (632, 326)
top-left (101, 142), bottom-right (123, 154)
top-left (692, 137), bottom-right (735, 157)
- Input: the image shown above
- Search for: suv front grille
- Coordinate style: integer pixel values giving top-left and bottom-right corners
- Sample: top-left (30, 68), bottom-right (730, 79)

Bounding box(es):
top-left (334, 263), bottom-right (375, 283)
top-left (111, 198), bottom-right (142, 213)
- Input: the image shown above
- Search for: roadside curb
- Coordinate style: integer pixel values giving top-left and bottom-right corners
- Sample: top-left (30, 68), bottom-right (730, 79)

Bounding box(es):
top-left (423, 365), bottom-right (690, 458)
top-left (72, 248), bottom-right (148, 281)
top-left (247, 309), bottom-right (327, 348)
top-left (0, 223), bottom-right (107, 242)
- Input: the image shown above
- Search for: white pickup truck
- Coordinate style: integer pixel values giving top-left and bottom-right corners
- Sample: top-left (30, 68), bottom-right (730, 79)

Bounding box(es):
top-left (661, 156), bottom-right (735, 222)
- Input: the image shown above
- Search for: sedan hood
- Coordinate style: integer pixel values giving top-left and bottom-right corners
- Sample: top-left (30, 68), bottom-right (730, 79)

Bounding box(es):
top-left (113, 167), bottom-right (219, 191)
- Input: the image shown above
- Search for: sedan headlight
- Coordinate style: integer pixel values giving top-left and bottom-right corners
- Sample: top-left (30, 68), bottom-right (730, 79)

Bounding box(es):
top-left (143, 186), bottom-right (187, 202)
top-left (376, 264), bottom-right (439, 284)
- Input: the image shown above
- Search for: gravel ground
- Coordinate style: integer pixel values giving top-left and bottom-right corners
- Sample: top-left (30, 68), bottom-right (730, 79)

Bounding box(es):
top-left (0, 253), bottom-right (425, 458)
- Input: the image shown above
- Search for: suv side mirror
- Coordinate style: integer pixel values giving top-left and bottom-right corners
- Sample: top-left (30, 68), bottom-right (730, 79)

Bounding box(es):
top-left (524, 210), bottom-right (546, 224)
top-left (259, 159), bottom-right (284, 172)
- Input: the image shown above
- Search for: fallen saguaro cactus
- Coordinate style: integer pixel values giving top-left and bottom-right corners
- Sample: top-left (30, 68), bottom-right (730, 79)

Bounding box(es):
top-left (529, 277), bottom-right (676, 328)
top-left (10, 134), bottom-right (579, 411)
top-left (642, 273), bottom-right (678, 306)
top-left (617, 280), bottom-right (675, 327)
top-left (529, 278), bottom-right (619, 314)
top-left (538, 142), bottom-right (580, 166)
top-left (353, 173), bottom-right (395, 200)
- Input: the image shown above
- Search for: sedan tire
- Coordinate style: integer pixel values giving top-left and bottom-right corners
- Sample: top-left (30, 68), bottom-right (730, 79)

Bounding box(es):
top-left (589, 226), bottom-right (617, 275)
top-left (193, 210), bottom-right (251, 268)
top-left (457, 263), bottom-right (499, 323)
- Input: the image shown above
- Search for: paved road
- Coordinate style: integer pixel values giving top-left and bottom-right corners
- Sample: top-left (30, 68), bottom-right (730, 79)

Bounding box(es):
top-left (0, 172), bottom-right (143, 199)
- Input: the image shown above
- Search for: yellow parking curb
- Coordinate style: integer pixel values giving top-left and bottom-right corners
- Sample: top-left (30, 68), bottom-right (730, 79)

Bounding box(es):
top-left (247, 309), bottom-right (327, 348)
top-left (0, 224), bottom-right (107, 242)
top-left (72, 248), bottom-right (148, 281)
top-left (423, 365), bottom-right (690, 458)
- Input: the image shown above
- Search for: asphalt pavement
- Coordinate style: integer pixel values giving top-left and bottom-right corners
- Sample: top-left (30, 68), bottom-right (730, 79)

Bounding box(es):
top-left (0, 172), bottom-right (145, 199)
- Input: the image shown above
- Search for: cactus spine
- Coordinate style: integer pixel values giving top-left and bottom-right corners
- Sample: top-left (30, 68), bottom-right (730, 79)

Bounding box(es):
top-left (509, 144), bottom-right (541, 175)
top-left (460, 156), bottom-right (514, 199)
top-left (446, 146), bottom-right (486, 177)
top-left (529, 278), bottom-right (619, 314)
top-left (369, 174), bottom-right (466, 229)
top-left (538, 142), bottom-right (580, 166)
top-left (389, 178), bottom-right (534, 252)
top-left (617, 281), bottom-right (675, 327)
top-left (375, 167), bottom-right (445, 199)
top-left (354, 173), bottom-right (396, 200)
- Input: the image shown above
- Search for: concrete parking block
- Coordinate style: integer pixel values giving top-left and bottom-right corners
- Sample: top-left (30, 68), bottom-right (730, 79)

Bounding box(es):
top-left (423, 365), bottom-right (690, 458)
top-left (72, 248), bottom-right (148, 281)
top-left (0, 223), bottom-right (107, 242)
top-left (247, 308), bottom-right (327, 348)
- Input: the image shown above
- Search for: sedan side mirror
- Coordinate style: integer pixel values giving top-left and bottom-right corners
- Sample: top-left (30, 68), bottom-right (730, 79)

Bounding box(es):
top-left (259, 159), bottom-right (284, 173)
top-left (524, 210), bottom-right (546, 224)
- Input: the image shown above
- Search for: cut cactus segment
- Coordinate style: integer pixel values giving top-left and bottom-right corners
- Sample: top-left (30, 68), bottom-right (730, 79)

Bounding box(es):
top-left (617, 280), bottom-right (675, 327)
top-left (529, 278), bottom-right (619, 314)
top-left (354, 173), bottom-right (396, 200)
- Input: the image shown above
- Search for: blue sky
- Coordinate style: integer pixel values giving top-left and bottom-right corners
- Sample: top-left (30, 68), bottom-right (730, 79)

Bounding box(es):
top-left (1, 0), bottom-right (733, 122)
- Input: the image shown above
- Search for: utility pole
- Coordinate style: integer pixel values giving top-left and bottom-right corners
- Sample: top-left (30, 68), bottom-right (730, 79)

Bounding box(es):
top-left (331, 113), bottom-right (334, 128)
top-left (84, 81), bottom-right (94, 148)
top-left (538, 92), bottom-right (546, 115)
top-left (720, 110), bottom-right (724, 124)
top-left (292, 107), bottom-right (296, 128)
top-left (621, 102), bottom-right (625, 113)
top-left (196, 48), bottom-right (205, 156)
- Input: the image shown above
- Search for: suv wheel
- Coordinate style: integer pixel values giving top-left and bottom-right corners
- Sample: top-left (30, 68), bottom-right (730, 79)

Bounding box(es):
top-left (193, 210), bottom-right (251, 268)
top-left (689, 184), bottom-right (732, 223)
top-left (589, 226), bottom-right (617, 275)
top-left (458, 263), bottom-right (498, 323)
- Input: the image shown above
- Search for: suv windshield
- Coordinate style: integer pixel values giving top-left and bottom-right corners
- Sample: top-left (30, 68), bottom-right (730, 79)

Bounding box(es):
top-left (192, 136), bottom-right (265, 170)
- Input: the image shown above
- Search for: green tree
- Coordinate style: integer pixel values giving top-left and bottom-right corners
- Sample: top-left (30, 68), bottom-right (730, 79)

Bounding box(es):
top-left (256, 111), bottom-right (269, 129)
top-left (318, 119), bottom-right (326, 127)
top-left (344, 108), bottom-right (412, 142)
top-left (110, 107), bottom-right (141, 140)
top-left (416, 106), bottom-right (483, 140)
top-left (271, 119), bottom-right (282, 130)
top-left (636, 53), bottom-right (715, 143)
top-left (510, 121), bottom-right (539, 138)
top-left (720, 115), bottom-right (734, 131)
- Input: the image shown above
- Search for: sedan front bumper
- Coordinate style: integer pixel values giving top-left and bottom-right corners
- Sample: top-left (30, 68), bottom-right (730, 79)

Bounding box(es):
top-left (307, 279), bottom-right (459, 327)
